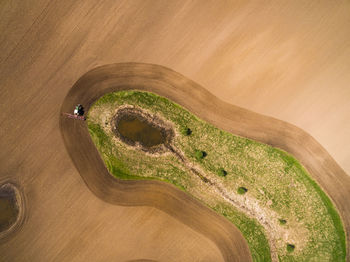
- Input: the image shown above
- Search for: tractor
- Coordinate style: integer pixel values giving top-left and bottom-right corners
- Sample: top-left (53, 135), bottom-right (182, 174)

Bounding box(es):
top-left (74, 104), bottom-right (83, 116)
top-left (63, 104), bottom-right (86, 120)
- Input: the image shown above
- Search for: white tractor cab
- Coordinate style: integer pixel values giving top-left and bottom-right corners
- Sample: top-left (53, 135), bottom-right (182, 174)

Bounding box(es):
top-left (62, 104), bottom-right (85, 120)
top-left (74, 104), bottom-right (83, 116)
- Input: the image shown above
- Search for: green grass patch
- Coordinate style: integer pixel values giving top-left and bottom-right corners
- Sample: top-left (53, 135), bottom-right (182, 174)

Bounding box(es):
top-left (87, 90), bottom-right (346, 262)
top-left (213, 202), bottom-right (271, 261)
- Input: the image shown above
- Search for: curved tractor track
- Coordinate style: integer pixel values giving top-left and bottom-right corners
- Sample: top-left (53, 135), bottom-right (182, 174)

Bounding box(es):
top-left (59, 63), bottom-right (349, 262)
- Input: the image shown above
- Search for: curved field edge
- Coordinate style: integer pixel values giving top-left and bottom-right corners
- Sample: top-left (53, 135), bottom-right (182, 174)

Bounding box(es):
top-left (87, 90), bottom-right (346, 262)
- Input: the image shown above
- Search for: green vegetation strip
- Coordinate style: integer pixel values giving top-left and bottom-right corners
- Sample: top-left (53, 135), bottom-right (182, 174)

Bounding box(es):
top-left (87, 90), bottom-right (346, 262)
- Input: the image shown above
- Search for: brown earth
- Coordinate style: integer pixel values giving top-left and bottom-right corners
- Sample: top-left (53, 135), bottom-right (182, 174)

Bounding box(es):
top-left (60, 63), bottom-right (350, 261)
top-left (1, 1), bottom-right (350, 261)
top-left (59, 64), bottom-right (252, 262)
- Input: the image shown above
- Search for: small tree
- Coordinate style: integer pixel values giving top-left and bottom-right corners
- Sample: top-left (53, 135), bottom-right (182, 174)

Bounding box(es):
top-left (279, 219), bottom-right (287, 225)
top-left (195, 150), bottom-right (207, 160)
top-left (237, 187), bottom-right (248, 194)
top-left (287, 244), bottom-right (295, 252)
top-left (182, 127), bottom-right (192, 136)
top-left (218, 168), bottom-right (227, 177)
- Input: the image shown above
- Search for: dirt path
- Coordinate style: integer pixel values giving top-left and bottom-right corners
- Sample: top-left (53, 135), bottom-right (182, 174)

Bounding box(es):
top-left (60, 63), bottom-right (349, 261)
top-left (167, 144), bottom-right (279, 261)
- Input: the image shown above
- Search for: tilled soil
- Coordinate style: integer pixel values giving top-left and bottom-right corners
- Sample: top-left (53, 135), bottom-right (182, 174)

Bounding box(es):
top-left (60, 63), bottom-right (350, 261)
top-left (1, 2), bottom-right (349, 260)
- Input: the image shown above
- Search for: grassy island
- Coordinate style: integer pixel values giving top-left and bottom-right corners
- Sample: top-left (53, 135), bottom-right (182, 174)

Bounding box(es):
top-left (87, 90), bottom-right (345, 262)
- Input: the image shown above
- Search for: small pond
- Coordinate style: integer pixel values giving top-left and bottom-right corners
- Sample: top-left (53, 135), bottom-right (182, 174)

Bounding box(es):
top-left (0, 185), bottom-right (19, 232)
top-left (113, 108), bottom-right (173, 152)
top-left (117, 115), bottom-right (166, 147)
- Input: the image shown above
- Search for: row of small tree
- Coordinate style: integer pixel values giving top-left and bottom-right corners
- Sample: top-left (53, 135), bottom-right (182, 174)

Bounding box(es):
top-left (183, 127), bottom-right (295, 252)
top-left (183, 126), bottom-right (229, 178)
top-left (183, 126), bottom-right (252, 196)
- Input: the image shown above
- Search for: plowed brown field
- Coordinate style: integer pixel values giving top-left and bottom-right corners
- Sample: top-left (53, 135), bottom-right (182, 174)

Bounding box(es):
top-left (1, 1), bottom-right (349, 262)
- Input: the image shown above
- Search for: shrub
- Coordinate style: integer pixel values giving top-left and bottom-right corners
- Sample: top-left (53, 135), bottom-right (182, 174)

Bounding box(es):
top-left (181, 127), bottom-right (192, 136)
top-left (287, 244), bottom-right (295, 252)
top-left (279, 219), bottom-right (287, 225)
top-left (237, 187), bottom-right (248, 195)
top-left (195, 150), bottom-right (207, 160)
top-left (218, 168), bottom-right (227, 177)
top-left (185, 127), bottom-right (192, 135)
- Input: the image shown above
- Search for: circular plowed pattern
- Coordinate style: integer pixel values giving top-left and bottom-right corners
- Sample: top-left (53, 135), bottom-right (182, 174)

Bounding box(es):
top-left (59, 63), bottom-right (350, 261)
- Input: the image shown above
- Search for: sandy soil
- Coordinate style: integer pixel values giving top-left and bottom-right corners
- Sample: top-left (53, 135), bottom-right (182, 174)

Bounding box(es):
top-left (1, 1), bottom-right (349, 261)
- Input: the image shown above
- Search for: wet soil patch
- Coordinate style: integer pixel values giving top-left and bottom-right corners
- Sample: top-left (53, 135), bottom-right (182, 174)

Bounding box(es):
top-left (0, 184), bottom-right (19, 232)
top-left (112, 107), bottom-right (174, 153)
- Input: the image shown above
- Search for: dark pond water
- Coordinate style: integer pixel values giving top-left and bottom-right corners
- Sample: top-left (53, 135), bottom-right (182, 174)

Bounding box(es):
top-left (116, 115), bottom-right (166, 148)
top-left (0, 186), bottom-right (19, 232)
